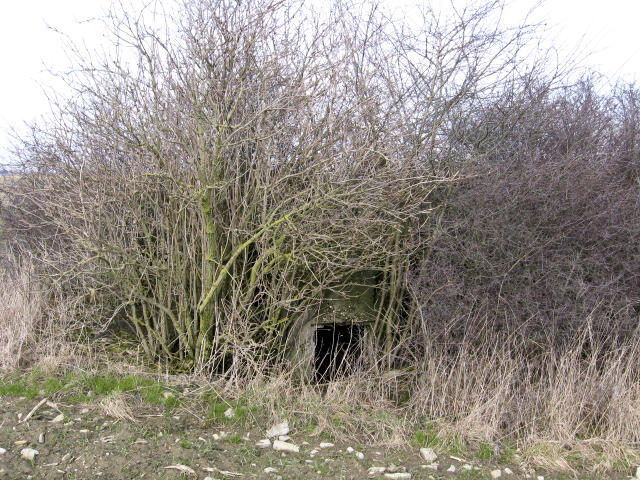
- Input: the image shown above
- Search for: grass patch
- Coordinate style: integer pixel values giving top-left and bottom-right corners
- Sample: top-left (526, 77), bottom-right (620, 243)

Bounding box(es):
top-left (205, 395), bottom-right (259, 425)
top-left (226, 434), bottom-right (244, 444)
top-left (411, 423), bottom-right (441, 448)
top-left (0, 370), bottom-right (76, 398)
top-left (86, 374), bottom-right (158, 395)
top-left (476, 441), bottom-right (493, 460)
top-left (208, 400), bottom-right (232, 421)
top-left (0, 370), bottom-right (180, 414)
top-left (497, 441), bottom-right (517, 464)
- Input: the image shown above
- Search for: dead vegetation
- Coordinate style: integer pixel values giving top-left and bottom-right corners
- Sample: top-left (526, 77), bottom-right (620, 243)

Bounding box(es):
top-left (1, 0), bottom-right (640, 474)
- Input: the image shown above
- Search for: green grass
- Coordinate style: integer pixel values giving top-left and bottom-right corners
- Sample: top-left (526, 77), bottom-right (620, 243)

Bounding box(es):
top-left (411, 422), bottom-right (441, 448)
top-left (497, 441), bottom-right (517, 464)
top-left (0, 370), bottom-right (180, 412)
top-left (477, 442), bottom-right (493, 460)
top-left (0, 370), bottom-right (78, 398)
top-left (226, 434), bottom-right (244, 444)
top-left (205, 395), bottom-right (258, 425)
top-left (86, 374), bottom-right (159, 395)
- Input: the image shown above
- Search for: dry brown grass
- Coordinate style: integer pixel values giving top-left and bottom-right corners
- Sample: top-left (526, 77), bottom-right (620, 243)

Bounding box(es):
top-left (100, 392), bottom-right (139, 423)
top-left (394, 316), bottom-right (640, 471)
top-left (0, 261), bottom-right (83, 372)
top-left (0, 264), bottom-right (41, 371)
top-left (2, 260), bottom-right (639, 472)
top-left (212, 315), bottom-right (640, 471)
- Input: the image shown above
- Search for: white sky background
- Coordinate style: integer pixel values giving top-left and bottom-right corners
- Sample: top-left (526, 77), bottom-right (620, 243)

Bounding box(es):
top-left (1, 0), bottom-right (639, 164)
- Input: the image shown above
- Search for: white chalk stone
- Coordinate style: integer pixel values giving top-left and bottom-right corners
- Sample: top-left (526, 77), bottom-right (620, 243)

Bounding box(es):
top-left (272, 439), bottom-right (299, 453)
top-left (419, 448), bottom-right (438, 463)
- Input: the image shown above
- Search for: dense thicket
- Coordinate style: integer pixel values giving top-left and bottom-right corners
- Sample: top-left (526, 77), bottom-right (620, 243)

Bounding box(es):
top-left (2, 0), bottom-right (639, 384)
top-left (404, 79), bottom-right (640, 357)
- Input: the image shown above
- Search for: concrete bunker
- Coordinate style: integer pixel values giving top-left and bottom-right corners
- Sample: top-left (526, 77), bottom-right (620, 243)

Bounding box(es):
top-left (287, 270), bottom-right (379, 383)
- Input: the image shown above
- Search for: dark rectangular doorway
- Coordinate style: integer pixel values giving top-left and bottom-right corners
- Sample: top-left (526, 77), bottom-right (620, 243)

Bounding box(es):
top-left (314, 324), bottom-right (363, 383)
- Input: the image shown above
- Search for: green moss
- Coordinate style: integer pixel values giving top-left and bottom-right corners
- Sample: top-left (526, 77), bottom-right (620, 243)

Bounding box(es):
top-left (318, 270), bottom-right (379, 323)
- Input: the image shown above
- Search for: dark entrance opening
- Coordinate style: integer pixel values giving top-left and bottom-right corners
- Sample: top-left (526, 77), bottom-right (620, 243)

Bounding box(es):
top-left (314, 324), bottom-right (363, 383)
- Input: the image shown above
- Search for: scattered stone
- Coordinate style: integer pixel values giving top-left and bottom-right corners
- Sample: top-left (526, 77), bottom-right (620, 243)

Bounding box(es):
top-left (78, 430), bottom-right (90, 434)
top-left (368, 466), bottom-right (386, 475)
top-left (80, 408), bottom-right (89, 414)
top-left (14, 441), bottom-right (27, 446)
top-left (446, 465), bottom-right (456, 473)
top-left (386, 464), bottom-right (398, 473)
top-left (264, 467), bottom-right (278, 474)
top-left (383, 474), bottom-right (411, 479)
top-left (266, 421), bottom-right (289, 438)
top-left (355, 452), bottom-right (365, 460)
top-left (134, 438), bottom-right (149, 444)
top-left (462, 464), bottom-right (473, 470)
top-left (224, 408), bottom-right (234, 418)
top-left (278, 435), bottom-right (291, 442)
top-left (420, 447), bottom-right (438, 463)
top-left (319, 442), bottom-right (335, 449)
top-left (21, 448), bottom-right (39, 461)
top-left (422, 463), bottom-right (438, 470)
top-left (504, 467), bottom-right (513, 475)
top-left (491, 469), bottom-right (502, 478)
top-left (346, 447), bottom-right (355, 453)
top-left (50, 414), bottom-right (65, 423)
top-left (202, 466), bottom-right (244, 477)
top-left (255, 439), bottom-right (271, 449)
top-left (38, 433), bottom-right (45, 444)
top-left (0, 448), bottom-right (5, 454)
top-left (536, 477), bottom-right (544, 480)
top-left (309, 449), bottom-right (319, 457)
top-left (272, 440), bottom-right (300, 453)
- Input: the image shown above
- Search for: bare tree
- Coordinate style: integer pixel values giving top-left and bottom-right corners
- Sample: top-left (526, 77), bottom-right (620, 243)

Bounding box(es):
top-left (1, 0), bottom-right (552, 376)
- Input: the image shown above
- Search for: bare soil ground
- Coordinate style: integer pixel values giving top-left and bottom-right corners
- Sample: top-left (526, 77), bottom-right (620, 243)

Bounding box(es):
top-left (0, 385), bottom-right (634, 480)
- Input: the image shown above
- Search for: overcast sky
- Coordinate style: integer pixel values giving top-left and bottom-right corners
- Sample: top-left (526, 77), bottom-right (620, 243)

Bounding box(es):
top-left (1, 0), bottom-right (639, 163)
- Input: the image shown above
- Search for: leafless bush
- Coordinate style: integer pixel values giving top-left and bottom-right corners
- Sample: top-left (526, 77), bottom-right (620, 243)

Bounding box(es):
top-left (1, 0), bottom-right (546, 376)
top-left (408, 77), bottom-right (640, 350)
top-left (8, 0), bottom-right (640, 464)
top-left (389, 76), bottom-right (640, 454)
